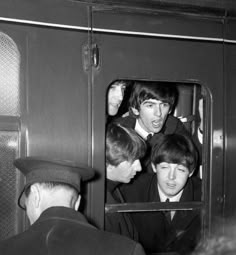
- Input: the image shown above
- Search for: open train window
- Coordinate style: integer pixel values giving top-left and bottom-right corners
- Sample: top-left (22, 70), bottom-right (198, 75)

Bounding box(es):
top-left (105, 79), bottom-right (208, 254)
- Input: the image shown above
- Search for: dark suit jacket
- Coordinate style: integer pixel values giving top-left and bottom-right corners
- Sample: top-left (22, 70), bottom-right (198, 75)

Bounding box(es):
top-left (105, 180), bottom-right (139, 241)
top-left (115, 114), bottom-right (190, 137)
top-left (0, 207), bottom-right (146, 255)
top-left (120, 174), bottom-right (202, 255)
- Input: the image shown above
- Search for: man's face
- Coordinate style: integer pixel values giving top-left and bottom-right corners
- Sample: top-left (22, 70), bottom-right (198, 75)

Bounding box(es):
top-left (134, 99), bottom-right (170, 134)
top-left (108, 83), bottom-right (126, 116)
top-left (153, 162), bottom-right (190, 197)
top-left (107, 159), bottom-right (142, 183)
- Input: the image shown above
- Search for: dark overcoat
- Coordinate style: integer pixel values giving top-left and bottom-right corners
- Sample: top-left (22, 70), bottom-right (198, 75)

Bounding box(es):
top-left (120, 173), bottom-right (202, 255)
top-left (0, 207), bottom-right (146, 255)
top-left (114, 115), bottom-right (190, 137)
top-left (105, 180), bottom-right (139, 241)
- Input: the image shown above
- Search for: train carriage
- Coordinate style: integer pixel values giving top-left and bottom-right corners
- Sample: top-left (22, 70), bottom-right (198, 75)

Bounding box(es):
top-left (0, 0), bottom-right (235, 254)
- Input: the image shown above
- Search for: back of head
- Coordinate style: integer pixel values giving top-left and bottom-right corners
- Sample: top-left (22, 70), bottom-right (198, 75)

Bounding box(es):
top-left (151, 133), bottom-right (198, 174)
top-left (14, 157), bottom-right (95, 209)
top-left (106, 122), bottom-right (146, 167)
top-left (24, 181), bottom-right (80, 210)
top-left (128, 81), bottom-right (178, 114)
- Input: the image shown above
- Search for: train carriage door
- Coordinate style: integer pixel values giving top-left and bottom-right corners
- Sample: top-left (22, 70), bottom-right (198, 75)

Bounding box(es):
top-left (91, 4), bottom-right (225, 247)
top-left (0, 1), bottom-right (93, 238)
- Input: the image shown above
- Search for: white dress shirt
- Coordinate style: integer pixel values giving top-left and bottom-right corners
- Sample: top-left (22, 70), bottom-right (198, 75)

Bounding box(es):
top-left (158, 185), bottom-right (183, 220)
top-left (135, 119), bottom-right (153, 140)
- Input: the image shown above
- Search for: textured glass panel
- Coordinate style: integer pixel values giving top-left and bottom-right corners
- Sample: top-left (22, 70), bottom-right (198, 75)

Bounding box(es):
top-left (0, 32), bottom-right (20, 116)
top-left (0, 131), bottom-right (19, 239)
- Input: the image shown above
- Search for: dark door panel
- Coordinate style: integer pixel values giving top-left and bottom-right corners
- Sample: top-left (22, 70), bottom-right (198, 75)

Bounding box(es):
top-left (0, 15), bottom-right (91, 237)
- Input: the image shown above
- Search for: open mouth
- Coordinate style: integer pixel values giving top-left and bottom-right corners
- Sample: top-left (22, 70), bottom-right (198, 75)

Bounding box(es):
top-left (152, 120), bottom-right (162, 128)
top-left (130, 173), bottom-right (136, 179)
top-left (166, 183), bottom-right (176, 189)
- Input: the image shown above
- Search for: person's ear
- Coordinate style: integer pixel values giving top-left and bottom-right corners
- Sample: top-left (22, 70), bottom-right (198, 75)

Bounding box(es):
top-left (131, 107), bottom-right (139, 116)
top-left (151, 163), bottom-right (157, 173)
top-left (168, 105), bottom-right (173, 114)
top-left (74, 195), bottom-right (81, 211)
top-left (30, 184), bottom-right (41, 209)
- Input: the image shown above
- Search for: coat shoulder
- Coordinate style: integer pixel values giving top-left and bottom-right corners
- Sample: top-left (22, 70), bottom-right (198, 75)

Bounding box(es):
top-left (120, 173), bottom-right (156, 202)
top-left (113, 116), bottom-right (136, 129)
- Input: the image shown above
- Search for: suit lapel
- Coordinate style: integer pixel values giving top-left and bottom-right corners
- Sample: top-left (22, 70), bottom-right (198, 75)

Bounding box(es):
top-left (165, 179), bottom-right (199, 247)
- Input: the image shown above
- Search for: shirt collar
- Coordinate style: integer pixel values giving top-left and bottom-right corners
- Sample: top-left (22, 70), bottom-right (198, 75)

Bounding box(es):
top-left (135, 119), bottom-right (153, 140)
top-left (158, 184), bottom-right (183, 202)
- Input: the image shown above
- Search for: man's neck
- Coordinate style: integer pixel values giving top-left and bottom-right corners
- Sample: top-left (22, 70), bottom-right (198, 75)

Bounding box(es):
top-left (158, 185), bottom-right (183, 202)
top-left (135, 119), bottom-right (153, 140)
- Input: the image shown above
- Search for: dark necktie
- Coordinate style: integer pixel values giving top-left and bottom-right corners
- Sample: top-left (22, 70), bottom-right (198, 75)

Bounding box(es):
top-left (146, 133), bottom-right (153, 142)
top-left (165, 198), bottom-right (172, 223)
top-left (143, 134), bottom-right (153, 172)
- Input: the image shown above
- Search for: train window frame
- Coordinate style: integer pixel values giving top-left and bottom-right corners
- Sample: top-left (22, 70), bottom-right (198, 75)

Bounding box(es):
top-left (105, 79), bottom-right (210, 252)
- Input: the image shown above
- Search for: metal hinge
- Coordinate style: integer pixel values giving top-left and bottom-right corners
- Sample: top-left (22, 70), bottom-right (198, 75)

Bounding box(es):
top-left (82, 43), bottom-right (100, 71)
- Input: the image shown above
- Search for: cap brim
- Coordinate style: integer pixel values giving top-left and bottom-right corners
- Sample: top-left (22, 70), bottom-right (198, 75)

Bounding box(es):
top-left (14, 157), bottom-right (95, 182)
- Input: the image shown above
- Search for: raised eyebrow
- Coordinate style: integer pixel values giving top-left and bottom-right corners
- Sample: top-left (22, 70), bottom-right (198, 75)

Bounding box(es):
top-left (161, 101), bottom-right (170, 105)
top-left (142, 100), bottom-right (156, 105)
top-left (177, 165), bottom-right (188, 170)
top-left (159, 162), bottom-right (170, 166)
top-left (109, 85), bottom-right (116, 89)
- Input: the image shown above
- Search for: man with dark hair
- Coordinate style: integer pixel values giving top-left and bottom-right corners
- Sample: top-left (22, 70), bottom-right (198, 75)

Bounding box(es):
top-left (115, 81), bottom-right (192, 173)
top-left (121, 134), bottom-right (202, 255)
top-left (105, 123), bottom-right (146, 240)
top-left (0, 157), bottom-right (146, 255)
top-left (116, 81), bottom-right (188, 140)
top-left (107, 80), bottom-right (127, 120)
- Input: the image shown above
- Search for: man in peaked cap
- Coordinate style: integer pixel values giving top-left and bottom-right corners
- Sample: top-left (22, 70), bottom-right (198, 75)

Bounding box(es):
top-left (0, 157), bottom-right (146, 255)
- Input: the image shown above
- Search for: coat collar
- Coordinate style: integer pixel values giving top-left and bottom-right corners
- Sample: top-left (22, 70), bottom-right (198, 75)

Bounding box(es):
top-left (35, 206), bottom-right (95, 230)
top-left (149, 176), bottom-right (199, 227)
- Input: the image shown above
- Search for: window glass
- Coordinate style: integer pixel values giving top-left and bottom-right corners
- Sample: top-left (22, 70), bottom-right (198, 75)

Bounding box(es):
top-left (0, 32), bottom-right (20, 116)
